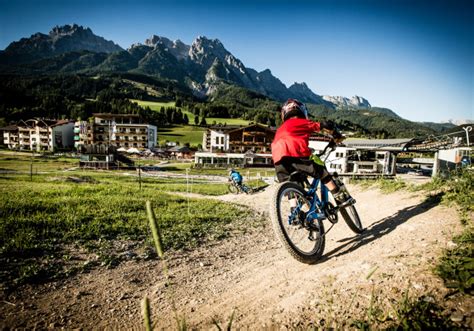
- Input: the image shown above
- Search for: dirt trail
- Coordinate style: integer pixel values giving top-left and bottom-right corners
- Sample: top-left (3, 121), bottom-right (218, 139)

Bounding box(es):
top-left (1, 184), bottom-right (471, 329)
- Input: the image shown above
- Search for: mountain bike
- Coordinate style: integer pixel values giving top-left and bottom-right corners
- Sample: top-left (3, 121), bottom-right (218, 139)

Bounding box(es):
top-left (228, 179), bottom-right (254, 194)
top-left (270, 141), bottom-right (363, 264)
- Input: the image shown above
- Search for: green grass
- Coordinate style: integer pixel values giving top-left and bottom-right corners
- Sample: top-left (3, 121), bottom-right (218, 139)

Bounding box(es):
top-left (157, 125), bottom-right (205, 146)
top-left (435, 228), bottom-right (474, 294)
top-left (131, 99), bottom-right (250, 126)
top-left (0, 156), bottom-right (258, 287)
top-left (0, 152), bottom-right (78, 172)
top-left (205, 117), bottom-right (250, 126)
top-left (130, 99), bottom-right (177, 110)
top-left (0, 173), bottom-right (245, 254)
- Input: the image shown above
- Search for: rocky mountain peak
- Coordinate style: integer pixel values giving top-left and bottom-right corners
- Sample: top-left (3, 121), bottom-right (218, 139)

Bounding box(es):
top-left (49, 24), bottom-right (92, 38)
top-left (191, 36), bottom-right (227, 58)
top-left (322, 95), bottom-right (371, 109)
top-left (2, 24), bottom-right (123, 65)
top-left (145, 35), bottom-right (172, 47)
top-left (258, 69), bottom-right (274, 77)
top-left (144, 35), bottom-right (189, 60)
top-left (350, 95), bottom-right (371, 108)
top-left (288, 82), bottom-right (325, 104)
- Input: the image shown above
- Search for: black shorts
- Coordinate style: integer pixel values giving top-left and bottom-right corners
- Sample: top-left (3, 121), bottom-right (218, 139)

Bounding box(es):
top-left (274, 157), bottom-right (326, 183)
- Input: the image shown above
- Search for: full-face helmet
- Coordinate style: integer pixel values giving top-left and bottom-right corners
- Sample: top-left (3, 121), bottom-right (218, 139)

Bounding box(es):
top-left (281, 98), bottom-right (309, 121)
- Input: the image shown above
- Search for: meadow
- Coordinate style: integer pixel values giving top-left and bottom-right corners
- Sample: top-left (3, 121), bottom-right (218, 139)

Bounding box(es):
top-left (0, 153), bottom-right (261, 289)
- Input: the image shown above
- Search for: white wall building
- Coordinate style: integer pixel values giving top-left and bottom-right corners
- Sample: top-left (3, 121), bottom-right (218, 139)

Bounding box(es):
top-left (2, 119), bottom-right (75, 151)
top-left (74, 113), bottom-right (157, 150)
top-left (309, 139), bottom-right (397, 176)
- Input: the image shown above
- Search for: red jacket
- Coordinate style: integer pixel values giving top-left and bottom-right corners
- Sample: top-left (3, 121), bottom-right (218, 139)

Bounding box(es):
top-left (271, 118), bottom-right (321, 164)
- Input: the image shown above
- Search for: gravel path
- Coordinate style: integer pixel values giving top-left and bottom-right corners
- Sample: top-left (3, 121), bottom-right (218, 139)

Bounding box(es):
top-left (1, 184), bottom-right (471, 329)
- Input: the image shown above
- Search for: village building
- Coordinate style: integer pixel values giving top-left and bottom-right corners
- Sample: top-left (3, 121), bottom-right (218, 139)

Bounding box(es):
top-left (74, 113), bottom-right (157, 150)
top-left (307, 138), bottom-right (410, 177)
top-left (2, 119), bottom-right (74, 151)
top-left (195, 123), bottom-right (275, 167)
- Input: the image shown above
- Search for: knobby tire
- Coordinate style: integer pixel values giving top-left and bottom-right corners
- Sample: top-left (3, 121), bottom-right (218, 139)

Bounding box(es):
top-left (270, 182), bottom-right (325, 264)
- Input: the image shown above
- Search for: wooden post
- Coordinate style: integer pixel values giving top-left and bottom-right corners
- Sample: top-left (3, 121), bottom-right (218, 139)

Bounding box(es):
top-left (138, 163), bottom-right (142, 190)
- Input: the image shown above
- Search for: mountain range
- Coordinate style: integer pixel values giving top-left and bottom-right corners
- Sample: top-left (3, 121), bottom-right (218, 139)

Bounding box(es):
top-left (0, 24), bottom-right (373, 110)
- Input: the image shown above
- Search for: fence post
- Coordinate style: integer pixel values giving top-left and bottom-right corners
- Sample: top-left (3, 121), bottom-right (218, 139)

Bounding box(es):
top-left (186, 168), bottom-right (190, 216)
top-left (138, 163), bottom-right (142, 190)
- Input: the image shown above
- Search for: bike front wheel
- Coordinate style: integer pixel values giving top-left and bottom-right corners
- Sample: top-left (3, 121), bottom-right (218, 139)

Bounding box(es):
top-left (333, 177), bottom-right (364, 234)
top-left (228, 183), bottom-right (239, 194)
top-left (270, 182), bottom-right (325, 264)
top-left (339, 205), bottom-right (364, 234)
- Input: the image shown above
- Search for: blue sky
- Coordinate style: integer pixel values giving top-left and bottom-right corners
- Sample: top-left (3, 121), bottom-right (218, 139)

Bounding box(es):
top-left (0, 0), bottom-right (472, 123)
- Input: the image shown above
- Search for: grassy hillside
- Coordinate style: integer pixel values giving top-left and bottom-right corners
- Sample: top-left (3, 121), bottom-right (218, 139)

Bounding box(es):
top-left (157, 125), bottom-right (205, 146)
top-left (130, 99), bottom-right (252, 146)
top-left (130, 99), bottom-right (177, 110)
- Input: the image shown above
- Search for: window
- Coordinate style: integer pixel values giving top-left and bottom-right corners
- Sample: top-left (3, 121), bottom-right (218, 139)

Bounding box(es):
top-left (215, 137), bottom-right (219, 144)
top-left (221, 137), bottom-right (224, 144)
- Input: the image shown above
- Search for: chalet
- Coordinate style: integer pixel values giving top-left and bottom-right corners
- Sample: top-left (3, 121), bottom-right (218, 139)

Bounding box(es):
top-left (168, 146), bottom-right (193, 159)
top-left (195, 123), bottom-right (275, 167)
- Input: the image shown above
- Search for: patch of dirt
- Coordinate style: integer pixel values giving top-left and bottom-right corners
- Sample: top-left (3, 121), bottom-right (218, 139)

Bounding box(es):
top-left (1, 184), bottom-right (472, 329)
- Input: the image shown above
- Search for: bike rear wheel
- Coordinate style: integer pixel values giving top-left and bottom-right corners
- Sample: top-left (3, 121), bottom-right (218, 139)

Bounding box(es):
top-left (243, 185), bottom-right (254, 194)
top-left (270, 182), bottom-right (325, 264)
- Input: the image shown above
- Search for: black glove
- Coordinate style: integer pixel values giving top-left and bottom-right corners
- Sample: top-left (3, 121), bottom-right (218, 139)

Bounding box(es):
top-left (332, 130), bottom-right (343, 140)
top-left (320, 120), bottom-right (335, 131)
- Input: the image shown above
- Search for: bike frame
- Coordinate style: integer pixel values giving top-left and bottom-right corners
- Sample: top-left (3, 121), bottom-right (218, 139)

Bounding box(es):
top-left (287, 142), bottom-right (336, 226)
top-left (288, 177), bottom-right (328, 226)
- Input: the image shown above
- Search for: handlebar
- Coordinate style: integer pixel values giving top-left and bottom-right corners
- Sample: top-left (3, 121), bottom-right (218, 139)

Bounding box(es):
top-left (316, 133), bottom-right (345, 159)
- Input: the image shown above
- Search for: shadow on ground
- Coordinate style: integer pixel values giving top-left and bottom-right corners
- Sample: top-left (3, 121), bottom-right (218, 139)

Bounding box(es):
top-left (322, 193), bottom-right (444, 261)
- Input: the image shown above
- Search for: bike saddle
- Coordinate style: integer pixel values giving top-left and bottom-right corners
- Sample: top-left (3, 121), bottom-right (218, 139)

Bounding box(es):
top-left (289, 171), bottom-right (308, 183)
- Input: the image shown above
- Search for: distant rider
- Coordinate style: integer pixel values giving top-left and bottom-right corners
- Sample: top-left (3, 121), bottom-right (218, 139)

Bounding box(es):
top-left (228, 169), bottom-right (243, 187)
top-left (271, 98), bottom-right (352, 206)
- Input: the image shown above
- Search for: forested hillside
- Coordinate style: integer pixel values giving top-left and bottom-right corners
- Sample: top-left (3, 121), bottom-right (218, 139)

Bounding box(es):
top-left (0, 73), bottom-right (440, 138)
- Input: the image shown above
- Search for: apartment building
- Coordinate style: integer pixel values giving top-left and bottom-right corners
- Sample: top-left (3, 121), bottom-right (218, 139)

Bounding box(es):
top-left (2, 119), bottom-right (74, 151)
top-left (74, 113), bottom-right (157, 150)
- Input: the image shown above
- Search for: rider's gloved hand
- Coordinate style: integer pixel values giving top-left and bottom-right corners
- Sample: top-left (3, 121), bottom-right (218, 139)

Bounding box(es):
top-left (332, 130), bottom-right (345, 144)
top-left (320, 120), bottom-right (335, 131)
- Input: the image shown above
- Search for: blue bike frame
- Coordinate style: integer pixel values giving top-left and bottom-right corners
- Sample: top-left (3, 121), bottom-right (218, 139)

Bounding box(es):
top-left (288, 178), bottom-right (329, 226)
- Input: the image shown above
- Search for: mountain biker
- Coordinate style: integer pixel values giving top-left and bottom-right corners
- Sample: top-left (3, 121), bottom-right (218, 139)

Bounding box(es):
top-left (271, 98), bottom-right (352, 206)
top-left (228, 168), bottom-right (243, 186)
